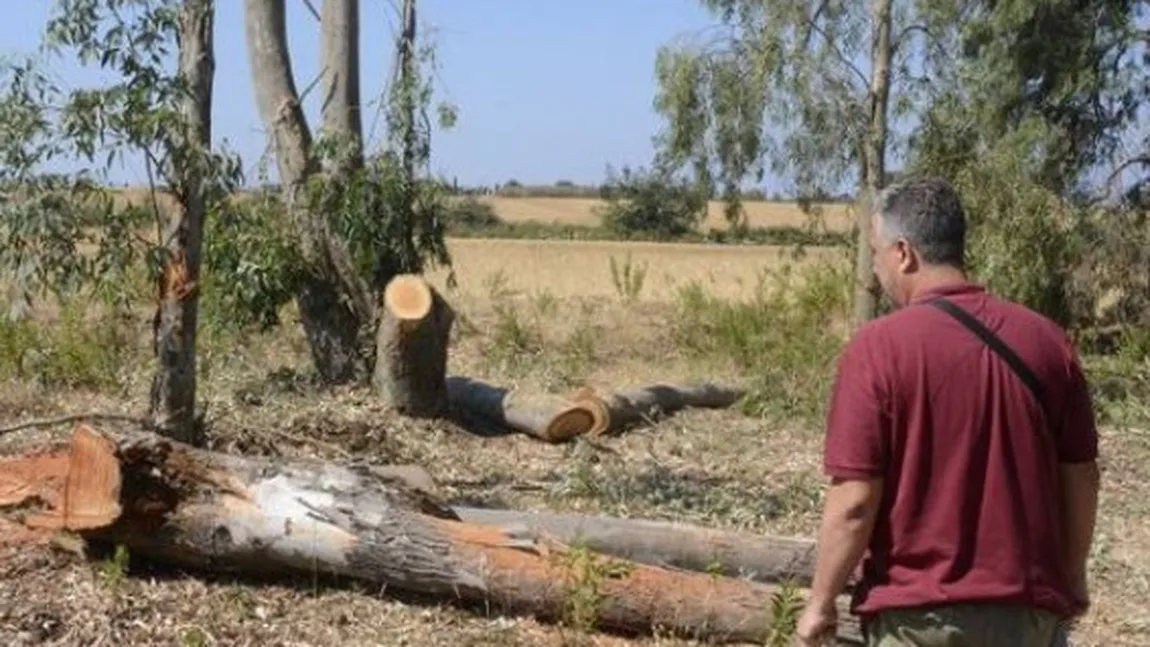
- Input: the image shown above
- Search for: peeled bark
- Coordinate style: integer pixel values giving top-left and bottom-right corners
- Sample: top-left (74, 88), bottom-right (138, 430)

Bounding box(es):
top-left (451, 507), bottom-right (827, 587)
top-left (147, 0), bottom-right (215, 446)
top-left (373, 274), bottom-right (454, 417)
top-left (569, 382), bottom-right (745, 436)
top-left (852, 0), bottom-right (894, 328)
top-left (0, 425), bottom-right (863, 645)
top-left (244, 0), bottom-right (370, 383)
top-left (446, 377), bottom-right (604, 443)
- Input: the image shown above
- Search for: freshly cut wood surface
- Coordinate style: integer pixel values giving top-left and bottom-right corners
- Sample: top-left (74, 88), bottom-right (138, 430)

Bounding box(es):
top-left (568, 382), bottom-right (746, 435)
top-left (446, 376), bottom-right (601, 443)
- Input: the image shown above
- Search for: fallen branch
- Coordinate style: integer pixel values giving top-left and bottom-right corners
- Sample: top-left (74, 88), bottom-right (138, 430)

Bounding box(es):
top-left (0, 412), bottom-right (147, 437)
top-left (0, 425), bottom-right (862, 645)
top-left (568, 382), bottom-right (746, 436)
top-left (446, 376), bottom-right (604, 443)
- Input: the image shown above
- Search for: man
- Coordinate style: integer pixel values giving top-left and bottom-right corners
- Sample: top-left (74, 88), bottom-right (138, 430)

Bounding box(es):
top-left (795, 177), bottom-right (1100, 646)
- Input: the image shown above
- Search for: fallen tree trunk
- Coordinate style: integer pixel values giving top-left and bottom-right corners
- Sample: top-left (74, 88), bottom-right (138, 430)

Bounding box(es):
top-left (451, 506), bottom-right (826, 587)
top-left (0, 425), bottom-right (862, 645)
top-left (373, 274), bottom-right (454, 417)
top-left (569, 382), bottom-right (746, 435)
top-left (446, 376), bottom-right (605, 443)
top-left (285, 462), bottom-right (831, 587)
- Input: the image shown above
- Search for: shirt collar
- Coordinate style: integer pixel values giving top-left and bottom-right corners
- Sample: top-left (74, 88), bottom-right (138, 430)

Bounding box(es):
top-left (908, 281), bottom-right (986, 305)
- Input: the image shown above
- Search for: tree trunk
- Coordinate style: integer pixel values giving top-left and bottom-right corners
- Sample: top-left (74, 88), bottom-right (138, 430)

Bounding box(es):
top-left (372, 274), bottom-right (453, 417)
top-left (446, 376), bottom-right (604, 443)
top-left (851, 0), bottom-right (894, 328)
top-left (569, 382), bottom-right (745, 436)
top-left (397, 0), bottom-right (417, 184)
top-left (451, 507), bottom-right (832, 588)
top-left (319, 0), bottom-right (364, 174)
top-left (147, 0), bottom-right (215, 446)
top-left (0, 425), bottom-right (864, 645)
top-left (244, 0), bottom-right (369, 384)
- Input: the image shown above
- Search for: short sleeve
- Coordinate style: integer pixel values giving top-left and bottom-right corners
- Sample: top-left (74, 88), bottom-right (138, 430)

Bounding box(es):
top-left (1055, 351), bottom-right (1098, 464)
top-left (823, 331), bottom-right (889, 480)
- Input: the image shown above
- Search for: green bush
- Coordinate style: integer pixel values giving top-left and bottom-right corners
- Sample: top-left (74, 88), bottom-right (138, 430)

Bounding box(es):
top-left (597, 165), bottom-right (707, 240)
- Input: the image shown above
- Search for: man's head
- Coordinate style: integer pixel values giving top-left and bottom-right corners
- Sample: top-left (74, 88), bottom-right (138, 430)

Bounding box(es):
top-left (869, 177), bottom-right (967, 306)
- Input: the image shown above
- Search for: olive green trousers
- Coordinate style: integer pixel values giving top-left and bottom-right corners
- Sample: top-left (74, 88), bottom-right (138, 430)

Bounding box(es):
top-left (864, 604), bottom-right (1070, 647)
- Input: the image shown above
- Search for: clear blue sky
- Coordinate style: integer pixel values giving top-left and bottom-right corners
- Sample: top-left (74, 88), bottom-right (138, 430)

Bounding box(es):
top-left (1, 0), bottom-right (745, 191)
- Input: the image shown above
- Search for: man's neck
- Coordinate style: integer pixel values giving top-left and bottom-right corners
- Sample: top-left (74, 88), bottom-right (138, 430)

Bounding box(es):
top-left (906, 266), bottom-right (970, 303)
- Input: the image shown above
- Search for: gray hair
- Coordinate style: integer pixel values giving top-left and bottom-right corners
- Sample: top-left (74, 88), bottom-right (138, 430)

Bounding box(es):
top-left (875, 177), bottom-right (966, 267)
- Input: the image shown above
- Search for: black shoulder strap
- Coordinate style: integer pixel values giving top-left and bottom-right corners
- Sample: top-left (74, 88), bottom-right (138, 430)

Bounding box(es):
top-left (928, 297), bottom-right (1050, 423)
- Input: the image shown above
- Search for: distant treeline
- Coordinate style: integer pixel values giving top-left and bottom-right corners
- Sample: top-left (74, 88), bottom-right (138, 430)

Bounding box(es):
top-left (439, 178), bottom-right (854, 203)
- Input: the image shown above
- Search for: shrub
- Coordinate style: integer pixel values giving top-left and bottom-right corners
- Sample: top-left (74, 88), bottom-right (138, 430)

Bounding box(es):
top-left (597, 165), bottom-right (707, 240)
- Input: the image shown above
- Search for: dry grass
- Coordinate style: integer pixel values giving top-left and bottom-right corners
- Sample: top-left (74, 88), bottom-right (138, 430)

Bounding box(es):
top-left (0, 224), bottom-right (1146, 646)
top-left (107, 187), bottom-right (855, 233)
top-left (425, 238), bottom-right (841, 302)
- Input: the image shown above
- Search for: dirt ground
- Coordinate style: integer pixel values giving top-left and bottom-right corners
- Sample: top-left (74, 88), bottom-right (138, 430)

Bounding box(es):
top-left (0, 259), bottom-right (1147, 646)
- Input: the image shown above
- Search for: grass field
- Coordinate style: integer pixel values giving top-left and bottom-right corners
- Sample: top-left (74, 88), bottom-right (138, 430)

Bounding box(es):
top-left (106, 187), bottom-right (856, 234)
top-left (0, 198), bottom-right (1146, 647)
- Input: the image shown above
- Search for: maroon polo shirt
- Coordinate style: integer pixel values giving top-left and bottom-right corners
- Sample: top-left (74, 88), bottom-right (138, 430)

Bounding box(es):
top-left (823, 282), bottom-right (1097, 620)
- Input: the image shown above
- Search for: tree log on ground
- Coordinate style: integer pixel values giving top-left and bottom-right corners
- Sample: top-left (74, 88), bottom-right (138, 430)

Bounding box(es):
top-left (294, 462), bottom-right (834, 587)
top-left (446, 376), bottom-right (606, 443)
top-left (0, 425), bottom-right (862, 645)
top-left (451, 506), bottom-right (831, 587)
top-left (373, 274), bottom-right (454, 417)
top-left (568, 382), bottom-right (746, 435)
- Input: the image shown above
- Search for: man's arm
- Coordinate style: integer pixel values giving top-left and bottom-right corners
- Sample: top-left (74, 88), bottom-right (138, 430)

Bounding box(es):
top-left (806, 476), bottom-right (884, 611)
top-left (1054, 346), bottom-right (1100, 612)
top-left (1059, 460), bottom-right (1099, 608)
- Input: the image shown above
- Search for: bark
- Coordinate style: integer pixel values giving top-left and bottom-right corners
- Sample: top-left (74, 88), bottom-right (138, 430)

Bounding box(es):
top-left (450, 507), bottom-right (829, 588)
top-left (0, 425), bottom-right (863, 645)
top-left (244, 0), bottom-right (370, 384)
top-left (446, 377), bottom-right (603, 443)
top-left (851, 0), bottom-right (894, 328)
top-left (319, 0), bottom-right (364, 174)
top-left (569, 382), bottom-right (745, 436)
top-left (147, 0), bottom-right (215, 446)
top-left (372, 274), bottom-right (454, 417)
top-left (396, 0), bottom-right (417, 184)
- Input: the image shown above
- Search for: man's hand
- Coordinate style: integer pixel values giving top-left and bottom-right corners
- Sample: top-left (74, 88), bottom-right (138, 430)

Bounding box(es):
top-left (796, 600), bottom-right (837, 646)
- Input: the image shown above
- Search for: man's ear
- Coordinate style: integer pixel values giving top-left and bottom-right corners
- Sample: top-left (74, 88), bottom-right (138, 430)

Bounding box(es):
top-left (895, 238), bottom-right (917, 273)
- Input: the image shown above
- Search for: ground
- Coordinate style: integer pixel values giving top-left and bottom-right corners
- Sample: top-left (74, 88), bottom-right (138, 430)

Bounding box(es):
top-left (1, 231), bottom-right (1147, 646)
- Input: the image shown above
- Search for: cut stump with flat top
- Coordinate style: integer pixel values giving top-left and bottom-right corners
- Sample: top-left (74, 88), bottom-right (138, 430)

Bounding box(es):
top-left (373, 273), bottom-right (454, 417)
top-left (0, 424), bottom-right (864, 645)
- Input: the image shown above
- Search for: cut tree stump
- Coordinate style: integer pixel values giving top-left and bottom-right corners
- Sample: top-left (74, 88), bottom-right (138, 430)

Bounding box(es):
top-left (568, 382), bottom-right (746, 436)
top-left (373, 274), bottom-right (454, 417)
top-left (0, 425), bottom-right (863, 645)
top-left (446, 376), bottom-right (604, 443)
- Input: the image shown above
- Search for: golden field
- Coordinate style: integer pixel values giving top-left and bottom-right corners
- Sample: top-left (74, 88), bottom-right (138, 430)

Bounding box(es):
top-left (426, 237), bottom-right (844, 302)
top-left (107, 187), bottom-right (855, 233)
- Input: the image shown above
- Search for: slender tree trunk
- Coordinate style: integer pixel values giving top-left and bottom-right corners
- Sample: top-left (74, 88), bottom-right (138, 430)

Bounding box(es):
top-left (320, 0), bottom-right (364, 174)
top-left (397, 0), bottom-right (417, 185)
top-left (244, 0), bottom-right (370, 383)
top-left (852, 0), bottom-right (893, 327)
top-left (147, 0), bottom-right (215, 446)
